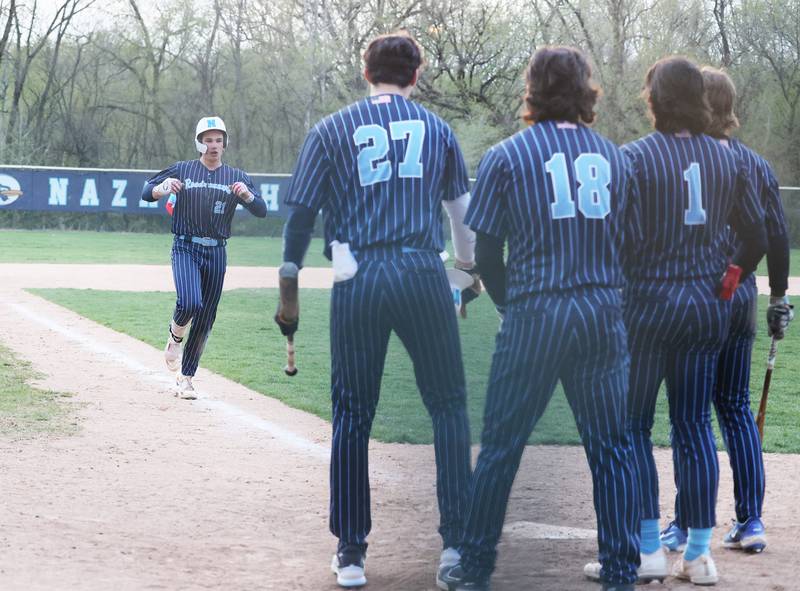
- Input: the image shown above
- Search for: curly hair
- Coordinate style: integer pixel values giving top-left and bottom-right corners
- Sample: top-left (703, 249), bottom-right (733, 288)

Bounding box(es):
top-left (700, 66), bottom-right (740, 138)
top-left (643, 57), bottom-right (711, 134)
top-left (523, 46), bottom-right (600, 125)
top-left (363, 32), bottom-right (423, 88)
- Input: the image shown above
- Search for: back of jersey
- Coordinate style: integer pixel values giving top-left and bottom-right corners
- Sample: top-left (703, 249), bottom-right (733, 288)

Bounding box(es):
top-left (467, 120), bottom-right (635, 301)
top-left (621, 131), bottom-right (757, 281)
top-left (285, 94), bottom-right (469, 254)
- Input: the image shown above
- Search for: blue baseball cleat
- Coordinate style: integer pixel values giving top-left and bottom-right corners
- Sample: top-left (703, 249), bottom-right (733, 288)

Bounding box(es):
top-left (723, 517), bottom-right (767, 553)
top-left (659, 521), bottom-right (688, 552)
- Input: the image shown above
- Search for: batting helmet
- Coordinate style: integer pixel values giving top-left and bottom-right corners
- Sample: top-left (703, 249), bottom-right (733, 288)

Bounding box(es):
top-left (195, 116), bottom-right (228, 153)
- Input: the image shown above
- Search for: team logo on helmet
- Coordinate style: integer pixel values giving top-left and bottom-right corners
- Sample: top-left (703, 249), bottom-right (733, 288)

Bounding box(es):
top-left (0, 174), bottom-right (23, 206)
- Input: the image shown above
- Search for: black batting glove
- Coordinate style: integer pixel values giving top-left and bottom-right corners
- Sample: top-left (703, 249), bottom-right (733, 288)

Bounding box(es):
top-left (455, 260), bottom-right (481, 317)
top-left (767, 296), bottom-right (794, 340)
top-left (274, 304), bottom-right (299, 337)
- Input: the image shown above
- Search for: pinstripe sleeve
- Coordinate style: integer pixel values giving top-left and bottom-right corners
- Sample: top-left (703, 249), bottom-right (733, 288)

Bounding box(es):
top-left (142, 162), bottom-right (180, 201)
top-left (464, 148), bottom-right (509, 239)
top-left (285, 128), bottom-right (331, 211)
top-left (442, 128), bottom-right (470, 201)
top-left (731, 158), bottom-right (765, 227)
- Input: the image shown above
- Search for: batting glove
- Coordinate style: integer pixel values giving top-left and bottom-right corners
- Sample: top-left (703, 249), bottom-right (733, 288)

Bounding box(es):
top-left (454, 260), bottom-right (481, 318)
top-left (717, 263), bottom-right (742, 301)
top-left (767, 295), bottom-right (794, 340)
top-left (274, 306), bottom-right (299, 337)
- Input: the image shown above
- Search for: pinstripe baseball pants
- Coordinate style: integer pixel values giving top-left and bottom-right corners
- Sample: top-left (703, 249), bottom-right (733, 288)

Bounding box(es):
top-left (673, 276), bottom-right (763, 527)
top-left (625, 279), bottom-right (731, 530)
top-left (329, 249), bottom-right (472, 550)
top-left (171, 237), bottom-right (227, 377)
top-left (459, 288), bottom-right (639, 585)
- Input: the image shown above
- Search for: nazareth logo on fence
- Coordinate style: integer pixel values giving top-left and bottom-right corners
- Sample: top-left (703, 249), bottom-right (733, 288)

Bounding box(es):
top-left (0, 174), bottom-right (23, 206)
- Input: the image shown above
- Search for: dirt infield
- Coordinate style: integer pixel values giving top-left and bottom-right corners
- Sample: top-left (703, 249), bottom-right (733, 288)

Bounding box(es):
top-left (0, 264), bottom-right (798, 590)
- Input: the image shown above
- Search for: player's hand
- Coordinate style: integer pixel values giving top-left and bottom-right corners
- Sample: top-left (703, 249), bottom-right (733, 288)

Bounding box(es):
top-left (231, 181), bottom-right (253, 202)
top-left (157, 178), bottom-right (182, 198)
top-left (767, 296), bottom-right (794, 340)
top-left (455, 260), bottom-right (481, 318)
top-left (274, 305), bottom-right (298, 337)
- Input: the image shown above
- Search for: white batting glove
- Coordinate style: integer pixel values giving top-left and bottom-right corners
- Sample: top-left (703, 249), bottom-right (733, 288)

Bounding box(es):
top-left (231, 181), bottom-right (253, 203)
top-left (158, 178), bottom-right (182, 196)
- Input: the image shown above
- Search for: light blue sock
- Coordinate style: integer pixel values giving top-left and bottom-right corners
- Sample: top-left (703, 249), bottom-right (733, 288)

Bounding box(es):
top-left (640, 519), bottom-right (661, 554)
top-left (684, 527), bottom-right (713, 561)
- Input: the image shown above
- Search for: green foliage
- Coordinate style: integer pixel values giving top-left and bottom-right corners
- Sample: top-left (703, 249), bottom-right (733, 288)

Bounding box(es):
top-left (30, 288), bottom-right (800, 452)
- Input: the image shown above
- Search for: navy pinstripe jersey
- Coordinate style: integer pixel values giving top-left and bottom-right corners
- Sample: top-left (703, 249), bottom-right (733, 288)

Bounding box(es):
top-left (465, 120), bottom-right (637, 301)
top-left (284, 94), bottom-right (470, 255)
top-left (621, 132), bottom-right (764, 282)
top-left (725, 137), bottom-right (787, 243)
top-left (143, 160), bottom-right (266, 239)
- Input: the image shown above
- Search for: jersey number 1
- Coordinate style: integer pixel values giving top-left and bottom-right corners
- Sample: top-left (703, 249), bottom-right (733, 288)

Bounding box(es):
top-left (683, 162), bottom-right (707, 225)
top-left (353, 121), bottom-right (425, 187)
top-left (545, 152), bottom-right (611, 219)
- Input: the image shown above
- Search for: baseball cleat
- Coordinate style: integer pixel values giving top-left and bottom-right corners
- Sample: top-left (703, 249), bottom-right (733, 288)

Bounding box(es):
top-left (722, 518), bottom-right (767, 553)
top-left (164, 335), bottom-right (183, 372)
top-left (660, 520), bottom-right (688, 552)
top-left (672, 552), bottom-right (718, 585)
top-left (436, 548), bottom-right (461, 590)
top-left (436, 563), bottom-right (490, 590)
top-left (584, 547), bottom-right (667, 584)
top-left (331, 545), bottom-right (366, 587)
top-left (174, 373), bottom-right (196, 400)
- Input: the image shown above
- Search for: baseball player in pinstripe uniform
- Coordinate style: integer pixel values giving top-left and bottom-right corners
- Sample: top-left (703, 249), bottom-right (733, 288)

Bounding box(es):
top-left (620, 57), bottom-right (766, 586)
top-left (142, 116), bottom-right (267, 398)
top-left (439, 46), bottom-right (641, 591)
top-left (274, 33), bottom-right (477, 588)
top-left (660, 67), bottom-right (793, 556)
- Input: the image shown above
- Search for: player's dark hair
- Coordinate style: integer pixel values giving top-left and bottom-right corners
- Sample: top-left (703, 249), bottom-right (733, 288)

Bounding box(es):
top-left (363, 32), bottom-right (423, 88)
top-left (701, 66), bottom-right (740, 139)
top-left (523, 46), bottom-right (600, 125)
top-left (643, 57), bottom-right (711, 135)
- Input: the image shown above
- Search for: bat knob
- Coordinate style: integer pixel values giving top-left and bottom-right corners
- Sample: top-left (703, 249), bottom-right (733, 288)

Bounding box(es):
top-left (284, 365), bottom-right (298, 377)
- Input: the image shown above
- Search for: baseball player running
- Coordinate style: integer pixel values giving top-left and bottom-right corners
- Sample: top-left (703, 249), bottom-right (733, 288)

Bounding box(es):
top-left (439, 46), bottom-right (641, 591)
top-left (274, 32), bottom-right (477, 588)
top-left (620, 57), bottom-right (766, 586)
top-left (142, 116), bottom-right (267, 398)
top-left (660, 66), bottom-right (793, 556)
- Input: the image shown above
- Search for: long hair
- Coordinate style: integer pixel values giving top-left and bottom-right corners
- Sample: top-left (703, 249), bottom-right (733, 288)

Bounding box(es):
top-left (642, 57), bottom-right (711, 134)
top-left (701, 66), bottom-right (740, 138)
top-left (522, 46), bottom-right (600, 125)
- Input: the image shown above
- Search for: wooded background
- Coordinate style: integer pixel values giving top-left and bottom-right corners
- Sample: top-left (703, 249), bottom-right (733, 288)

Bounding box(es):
top-left (1, 0), bottom-right (798, 236)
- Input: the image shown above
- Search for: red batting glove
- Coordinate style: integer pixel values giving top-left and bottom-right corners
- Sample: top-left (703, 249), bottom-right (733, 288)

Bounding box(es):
top-left (718, 264), bottom-right (742, 301)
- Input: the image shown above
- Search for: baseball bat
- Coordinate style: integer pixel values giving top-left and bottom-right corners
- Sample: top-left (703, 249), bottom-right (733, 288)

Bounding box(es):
top-left (278, 262), bottom-right (299, 377)
top-left (755, 336), bottom-right (778, 443)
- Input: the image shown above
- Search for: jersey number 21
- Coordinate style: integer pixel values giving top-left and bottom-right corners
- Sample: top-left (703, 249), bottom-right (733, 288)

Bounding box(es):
top-left (353, 121), bottom-right (425, 187)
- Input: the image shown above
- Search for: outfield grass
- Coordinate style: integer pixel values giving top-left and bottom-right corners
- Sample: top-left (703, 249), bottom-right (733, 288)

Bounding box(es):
top-left (3, 230), bottom-right (799, 276)
top-left (0, 229), bottom-right (331, 267)
top-left (0, 343), bottom-right (75, 437)
top-left (29, 288), bottom-right (800, 452)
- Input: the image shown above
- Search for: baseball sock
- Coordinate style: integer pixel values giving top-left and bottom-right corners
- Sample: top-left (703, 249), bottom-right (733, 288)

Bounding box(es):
top-left (684, 527), bottom-right (712, 561)
top-left (170, 319), bottom-right (188, 341)
top-left (640, 519), bottom-right (661, 554)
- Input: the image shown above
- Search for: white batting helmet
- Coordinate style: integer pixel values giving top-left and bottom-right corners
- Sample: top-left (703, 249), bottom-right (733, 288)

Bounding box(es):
top-left (195, 116), bottom-right (228, 153)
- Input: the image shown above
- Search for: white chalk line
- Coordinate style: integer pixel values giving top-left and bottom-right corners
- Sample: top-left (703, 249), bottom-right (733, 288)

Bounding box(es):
top-left (9, 301), bottom-right (329, 461)
top-left (8, 300), bottom-right (603, 542)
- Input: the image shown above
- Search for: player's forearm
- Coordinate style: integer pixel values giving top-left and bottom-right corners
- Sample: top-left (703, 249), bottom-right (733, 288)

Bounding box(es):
top-left (475, 231), bottom-right (506, 308)
top-left (243, 194), bottom-right (268, 218)
top-left (282, 205), bottom-right (317, 268)
top-left (142, 182), bottom-right (160, 202)
top-left (731, 221), bottom-right (768, 278)
top-left (442, 192), bottom-right (476, 265)
top-left (766, 231), bottom-right (790, 297)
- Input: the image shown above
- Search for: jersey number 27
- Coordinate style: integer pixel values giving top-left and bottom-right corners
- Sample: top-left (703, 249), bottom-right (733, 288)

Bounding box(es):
top-left (353, 120), bottom-right (425, 187)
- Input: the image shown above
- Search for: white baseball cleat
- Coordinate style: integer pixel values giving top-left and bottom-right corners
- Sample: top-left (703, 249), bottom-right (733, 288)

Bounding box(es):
top-left (436, 547), bottom-right (461, 590)
top-left (584, 547), bottom-right (668, 584)
top-left (331, 546), bottom-right (366, 587)
top-left (672, 553), bottom-right (719, 585)
top-left (175, 373), bottom-right (196, 400)
top-left (164, 336), bottom-right (183, 372)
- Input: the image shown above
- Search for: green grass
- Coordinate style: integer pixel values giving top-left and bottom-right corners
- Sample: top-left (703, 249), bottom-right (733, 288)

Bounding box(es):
top-left (0, 229), bottom-right (331, 267)
top-left (29, 288), bottom-right (800, 452)
top-left (0, 342), bottom-right (76, 437)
